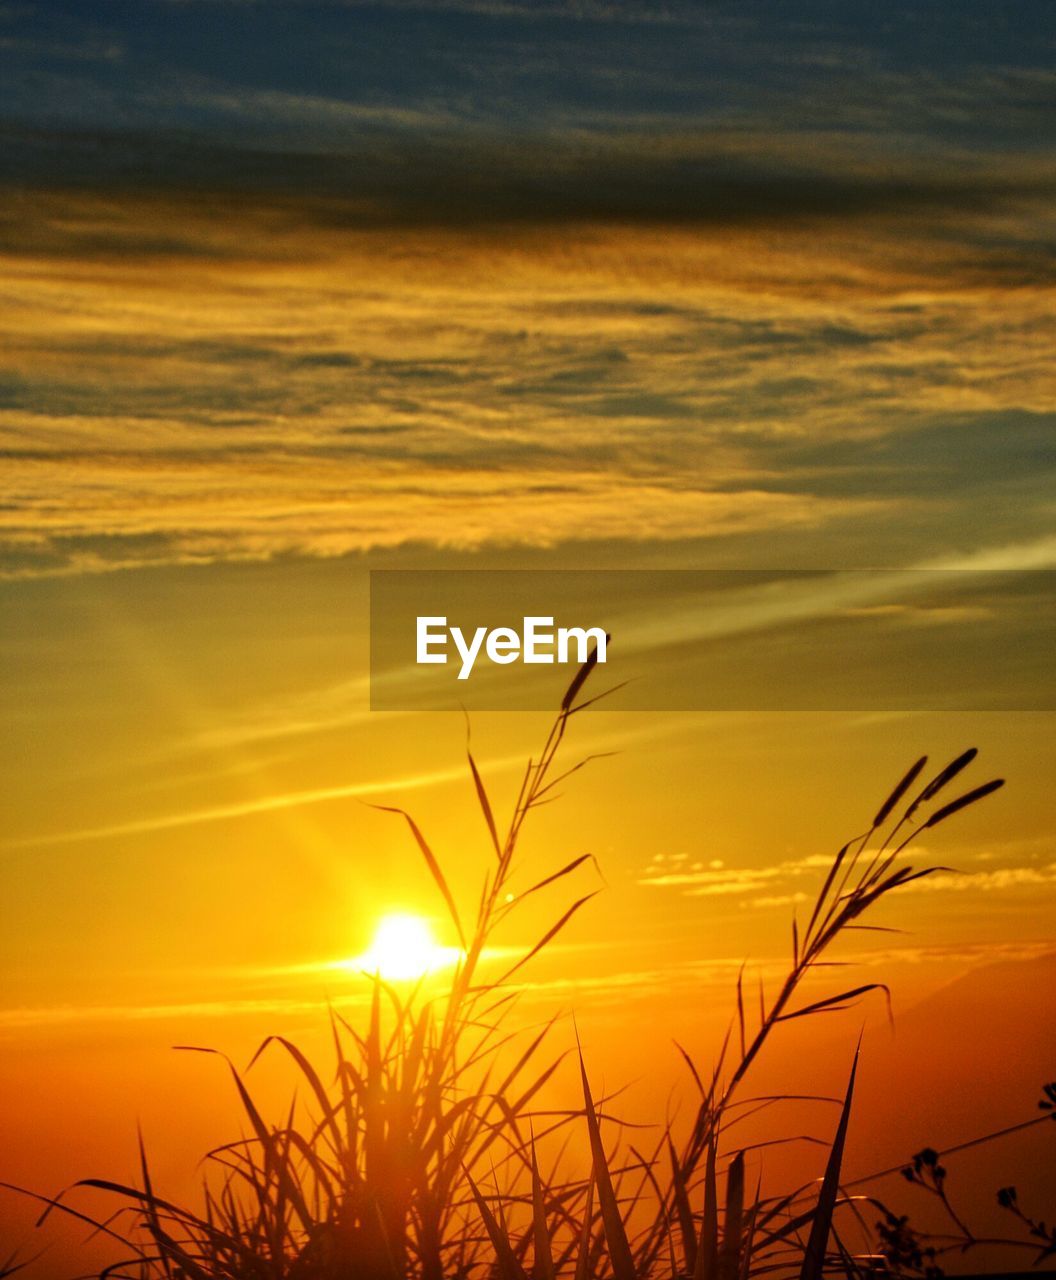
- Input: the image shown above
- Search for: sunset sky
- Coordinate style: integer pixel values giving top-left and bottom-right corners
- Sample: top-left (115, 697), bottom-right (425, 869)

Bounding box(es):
top-left (1, 1), bottom-right (1054, 1273)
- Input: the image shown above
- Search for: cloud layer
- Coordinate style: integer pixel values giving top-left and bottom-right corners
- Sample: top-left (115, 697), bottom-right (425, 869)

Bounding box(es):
top-left (1, 1), bottom-right (1053, 575)
top-left (1, 188), bottom-right (1053, 577)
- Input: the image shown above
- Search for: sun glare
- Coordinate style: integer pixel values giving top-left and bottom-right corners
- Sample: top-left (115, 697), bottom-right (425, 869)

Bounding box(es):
top-left (356, 913), bottom-right (460, 981)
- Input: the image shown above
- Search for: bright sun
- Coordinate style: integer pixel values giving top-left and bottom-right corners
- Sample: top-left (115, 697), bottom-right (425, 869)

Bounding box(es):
top-left (356, 913), bottom-right (460, 981)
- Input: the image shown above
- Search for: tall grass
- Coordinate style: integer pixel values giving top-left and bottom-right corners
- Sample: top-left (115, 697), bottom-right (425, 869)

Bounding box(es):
top-left (12, 652), bottom-right (1030, 1280)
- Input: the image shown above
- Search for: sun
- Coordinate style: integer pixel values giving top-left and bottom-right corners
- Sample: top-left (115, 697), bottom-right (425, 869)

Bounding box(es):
top-left (356, 913), bottom-right (460, 982)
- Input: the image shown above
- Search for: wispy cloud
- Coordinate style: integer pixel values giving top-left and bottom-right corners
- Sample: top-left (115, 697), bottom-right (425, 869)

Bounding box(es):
top-left (640, 844), bottom-right (1056, 905)
top-left (1, 183), bottom-right (1053, 579)
top-left (907, 863), bottom-right (1056, 893)
top-left (0, 716), bottom-right (685, 849)
top-left (640, 851), bottom-right (839, 897)
top-left (6, 939), bottom-right (1052, 1032)
top-left (0, 763), bottom-right (475, 850)
top-left (0, 993), bottom-right (370, 1032)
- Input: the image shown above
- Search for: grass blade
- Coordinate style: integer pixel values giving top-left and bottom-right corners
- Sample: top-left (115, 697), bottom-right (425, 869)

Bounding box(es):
top-left (573, 1175), bottom-right (596, 1280)
top-left (798, 1046), bottom-right (859, 1280)
top-left (561, 642), bottom-right (605, 712)
top-left (370, 804), bottom-right (467, 950)
top-left (923, 778), bottom-right (1005, 829)
top-left (692, 1137), bottom-right (719, 1280)
top-left (579, 1045), bottom-right (636, 1280)
top-left (668, 1137), bottom-right (696, 1274)
top-left (468, 746), bottom-right (503, 860)
top-left (465, 1169), bottom-right (528, 1280)
top-left (719, 1151), bottom-right (744, 1280)
top-left (873, 756), bottom-right (927, 828)
top-left (497, 892), bottom-right (600, 984)
top-left (531, 1138), bottom-right (555, 1280)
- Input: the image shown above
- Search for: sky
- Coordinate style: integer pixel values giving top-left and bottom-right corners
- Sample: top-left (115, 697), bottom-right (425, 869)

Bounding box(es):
top-left (1, 1), bottom-right (1055, 1273)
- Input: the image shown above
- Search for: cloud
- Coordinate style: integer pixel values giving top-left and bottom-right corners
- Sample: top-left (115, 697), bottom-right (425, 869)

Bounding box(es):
top-left (5, 118), bottom-right (1053, 231)
top-left (1, 175), bottom-right (1053, 580)
top-left (2, 0), bottom-right (1054, 586)
top-left (0, 716), bottom-right (679, 849)
top-left (0, 762), bottom-right (479, 850)
top-left (0, 994), bottom-right (361, 1032)
top-left (589, 536), bottom-right (1056, 685)
top-left (7, 938), bottom-right (1052, 1031)
top-left (640, 844), bottom-right (1056, 905)
top-left (906, 863), bottom-right (1056, 893)
top-left (640, 851), bottom-right (836, 896)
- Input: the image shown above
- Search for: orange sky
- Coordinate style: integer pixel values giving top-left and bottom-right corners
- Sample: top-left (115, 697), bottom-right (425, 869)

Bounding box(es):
top-left (2, 4), bottom-right (1056, 1271)
top-left (2, 203), bottom-right (1055, 1270)
top-left (1, 561), bottom-right (1054, 1270)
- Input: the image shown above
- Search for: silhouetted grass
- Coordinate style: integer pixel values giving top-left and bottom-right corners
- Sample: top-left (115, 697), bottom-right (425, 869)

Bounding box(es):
top-left (8, 653), bottom-right (1044, 1280)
